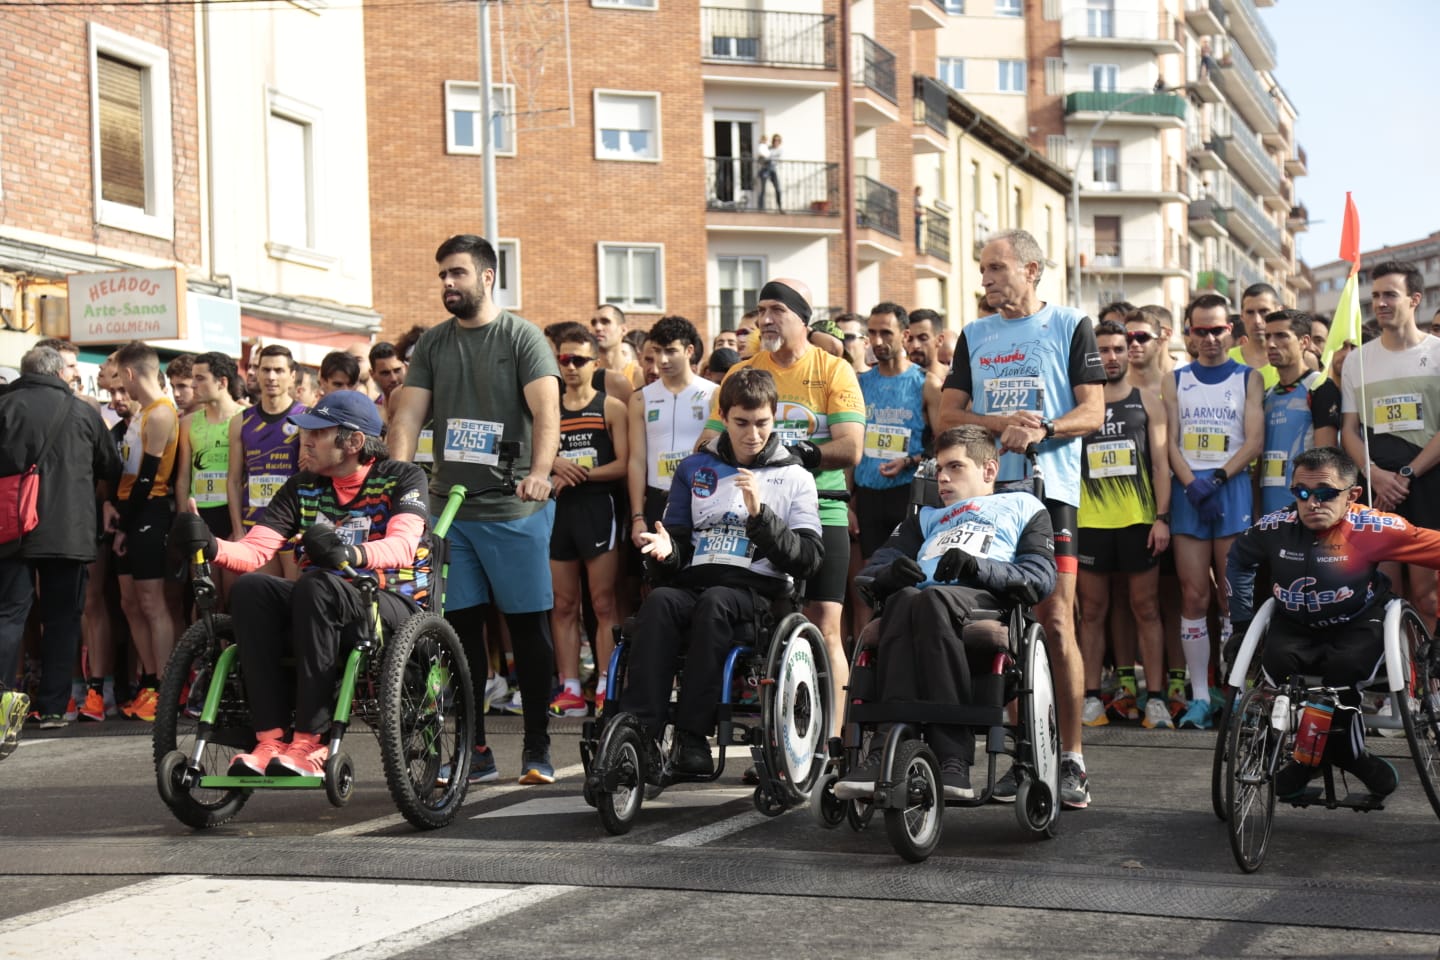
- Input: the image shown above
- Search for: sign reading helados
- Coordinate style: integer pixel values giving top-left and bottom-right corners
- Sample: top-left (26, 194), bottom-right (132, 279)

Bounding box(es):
top-left (67, 267), bottom-right (187, 345)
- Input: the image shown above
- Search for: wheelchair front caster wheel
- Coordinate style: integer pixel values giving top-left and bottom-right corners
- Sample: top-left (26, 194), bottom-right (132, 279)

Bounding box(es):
top-left (1015, 776), bottom-right (1058, 838)
top-left (809, 773), bottom-right (845, 829)
top-left (883, 740), bottom-right (943, 862)
top-left (157, 750), bottom-right (188, 806)
top-left (325, 752), bottom-right (355, 808)
top-left (753, 786), bottom-right (787, 817)
top-left (596, 723), bottom-right (645, 835)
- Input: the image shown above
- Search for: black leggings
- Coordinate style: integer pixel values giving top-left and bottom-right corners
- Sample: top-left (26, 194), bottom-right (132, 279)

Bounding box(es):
top-left (446, 603), bottom-right (553, 753)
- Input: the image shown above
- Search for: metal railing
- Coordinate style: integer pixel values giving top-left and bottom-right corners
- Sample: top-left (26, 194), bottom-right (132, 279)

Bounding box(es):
top-left (918, 205), bottom-right (950, 261)
top-left (852, 34), bottom-right (897, 103)
top-left (1059, 8), bottom-right (1176, 41)
top-left (1080, 237), bottom-right (1191, 271)
top-left (1081, 161), bottom-right (1189, 194)
top-left (856, 176), bottom-right (900, 238)
top-left (1189, 198), bottom-right (1230, 230)
top-left (1215, 118), bottom-right (1278, 190)
top-left (1224, 0), bottom-right (1277, 68)
top-left (704, 158), bottom-right (840, 215)
top-left (913, 75), bottom-right (948, 133)
top-left (701, 7), bottom-right (836, 70)
top-left (1228, 189), bottom-right (1282, 251)
top-left (1216, 43), bottom-right (1279, 129)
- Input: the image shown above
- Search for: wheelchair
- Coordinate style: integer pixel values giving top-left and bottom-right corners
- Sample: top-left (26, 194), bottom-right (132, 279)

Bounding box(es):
top-left (808, 450), bottom-right (1060, 863)
top-left (151, 452), bottom-right (520, 832)
top-left (579, 587), bottom-right (832, 835)
top-left (1216, 597), bottom-right (1440, 872)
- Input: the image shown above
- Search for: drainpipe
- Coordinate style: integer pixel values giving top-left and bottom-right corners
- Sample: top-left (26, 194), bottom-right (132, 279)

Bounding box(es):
top-left (839, 2), bottom-right (855, 314)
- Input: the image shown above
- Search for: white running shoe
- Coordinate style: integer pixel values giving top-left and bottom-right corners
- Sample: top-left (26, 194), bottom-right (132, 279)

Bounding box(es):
top-left (483, 674), bottom-right (508, 714)
top-left (1142, 696), bottom-right (1174, 729)
top-left (1081, 695), bottom-right (1109, 727)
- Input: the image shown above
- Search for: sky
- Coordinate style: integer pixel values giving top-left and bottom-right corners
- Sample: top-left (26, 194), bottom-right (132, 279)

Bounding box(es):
top-left (1262, 0), bottom-right (1440, 266)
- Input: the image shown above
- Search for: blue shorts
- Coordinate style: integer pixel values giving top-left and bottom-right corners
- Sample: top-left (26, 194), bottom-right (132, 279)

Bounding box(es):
top-left (1171, 476), bottom-right (1252, 540)
top-left (439, 502), bottom-right (556, 613)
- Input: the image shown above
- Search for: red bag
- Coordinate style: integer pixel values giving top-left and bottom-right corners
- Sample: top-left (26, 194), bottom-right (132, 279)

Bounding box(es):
top-left (0, 466), bottom-right (41, 544)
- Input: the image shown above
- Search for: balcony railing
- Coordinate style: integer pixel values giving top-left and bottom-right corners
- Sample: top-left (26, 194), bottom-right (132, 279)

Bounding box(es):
top-left (1059, 8), bottom-right (1178, 42)
top-left (1081, 162), bottom-right (1189, 194)
top-left (856, 176), bottom-right (900, 238)
top-left (1195, 270), bottom-right (1232, 298)
top-left (1210, 130), bottom-right (1280, 195)
top-left (914, 75), bottom-right (948, 134)
top-left (1228, 188), bottom-right (1282, 251)
top-left (852, 34), bottom-right (897, 103)
top-left (705, 158), bottom-right (840, 215)
top-left (701, 7), bottom-right (836, 70)
top-left (918, 205), bottom-right (950, 261)
top-left (1216, 43), bottom-right (1279, 131)
top-left (1064, 90), bottom-right (1187, 120)
top-left (1081, 237), bottom-right (1191, 272)
top-left (1223, 0), bottom-right (1278, 70)
top-left (1189, 198), bottom-right (1230, 230)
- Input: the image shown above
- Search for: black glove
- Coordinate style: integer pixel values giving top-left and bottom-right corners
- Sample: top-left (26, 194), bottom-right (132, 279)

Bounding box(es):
top-left (933, 547), bottom-right (978, 584)
top-left (301, 522), bottom-right (360, 570)
top-left (787, 439), bottom-right (823, 471)
top-left (170, 511), bottom-right (217, 561)
top-left (1223, 620), bottom-right (1250, 669)
top-left (872, 556), bottom-right (925, 599)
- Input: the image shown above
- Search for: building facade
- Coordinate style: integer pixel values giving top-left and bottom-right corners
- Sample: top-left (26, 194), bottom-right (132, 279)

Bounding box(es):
top-left (1306, 231), bottom-right (1440, 322)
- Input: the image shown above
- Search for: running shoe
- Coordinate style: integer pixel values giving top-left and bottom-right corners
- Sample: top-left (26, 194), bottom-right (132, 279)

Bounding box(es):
top-left (1341, 751), bottom-right (1399, 797)
top-left (482, 674), bottom-right (508, 714)
top-left (267, 734), bottom-right (329, 777)
top-left (501, 688), bottom-right (525, 716)
top-left (989, 765), bottom-right (1018, 803)
top-left (228, 736), bottom-right (287, 777)
top-left (1060, 758), bottom-right (1091, 810)
top-left (940, 757), bottom-right (974, 800)
top-left (37, 714), bottom-right (69, 730)
top-left (1177, 698), bottom-right (1213, 730)
top-left (593, 682), bottom-right (606, 717)
top-left (1142, 696), bottom-right (1174, 729)
top-left (1081, 695), bottom-right (1109, 727)
top-left (0, 691), bottom-right (29, 760)
top-left (833, 751), bottom-right (881, 801)
top-left (63, 696), bottom-right (78, 723)
top-left (1107, 692), bottom-right (1139, 722)
top-left (436, 745), bottom-right (500, 787)
top-left (127, 688), bottom-right (159, 723)
top-left (1167, 695), bottom-right (1187, 721)
top-left (517, 747), bottom-right (555, 785)
top-left (548, 689), bottom-right (588, 718)
top-left (1374, 696), bottom-right (1405, 738)
top-left (78, 689), bottom-right (106, 723)
top-left (1274, 760), bottom-right (1320, 800)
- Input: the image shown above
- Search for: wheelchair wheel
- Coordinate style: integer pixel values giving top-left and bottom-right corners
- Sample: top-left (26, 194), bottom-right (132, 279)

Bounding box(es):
top-left (153, 617), bottom-right (252, 829)
top-left (1211, 691), bottom-right (1235, 822)
top-left (1393, 606), bottom-right (1440, 819)
top-left (808, 772), bottom-right (846, 828)
top-left (846, 797), bottom-right (876, 831)
top-left (595, 718), bottom-right (646, 835)
top-left (379, 612), bottom-right (476, 831)
top-left (1226, 685), bottom-right (1276, 873)
top-left (883, 739), bottom-right (943, 863)
top-left (759, 614), bottom-right (831, 806)
top-left (325, 751), bottom-right (355, 807)
top-left (1016, 622), bottom-right (1060, 837)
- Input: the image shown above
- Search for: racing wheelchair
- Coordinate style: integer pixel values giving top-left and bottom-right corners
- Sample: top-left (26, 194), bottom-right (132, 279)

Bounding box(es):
top-left (151, 448), bottom-right (525, 831)
top-left (1216, 597), bottom-right (1440, 872)
top-left (808, 451), bottom-right (1060, 863)
top-left (579, 587), bottom-right (832, 835)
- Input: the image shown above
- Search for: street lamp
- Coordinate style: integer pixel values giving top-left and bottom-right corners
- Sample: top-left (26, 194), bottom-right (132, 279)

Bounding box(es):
top-left (1068, 85), bottom-right (1191, 309)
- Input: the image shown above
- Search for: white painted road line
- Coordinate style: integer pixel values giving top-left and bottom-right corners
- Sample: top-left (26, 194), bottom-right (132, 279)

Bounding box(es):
top-left (353, 884), bottom-right (579, 960)
top-left (656, 808), bottom-right (776, 848)
top-left (473, 785), bottom-right (752, 820)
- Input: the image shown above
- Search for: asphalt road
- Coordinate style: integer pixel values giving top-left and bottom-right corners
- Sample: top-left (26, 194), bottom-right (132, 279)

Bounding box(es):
top-left (3, 717), bottom-right (1439, 959)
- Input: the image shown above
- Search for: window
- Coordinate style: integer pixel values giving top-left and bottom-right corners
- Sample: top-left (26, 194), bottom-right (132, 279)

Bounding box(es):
top-left (265, 91), bottom-right (329, 266)
top-left (991, 174), bottom-right (1002, 222)
top-left (1044, 57), bottom-right (1064, 95)
top-left (995, 0), bottom-right (1022, 16)
top-left (943, 0), bottom-right (964, 12)
top-left (599, 243), bottom-right (663, 311)
top-left (594, 91), bottom-right (660, 161)
top-left (593, 0), bottom-right (657, 8)
top-left (1043, 205), bottom-right (1054, 257)
top-left (1086, 0), bottom-right (1114, 37)
top-left (1091, 63), bottom-right (1118, 93)
top-left (938, 57), bottom-right (965, 91)
top-left (1093, 216), bottom-right (1121, 264)
top-left (716, 256), bottom-right (764, 329)
top-left (89, 24), bottom-right (173, 239)
top-left (493, 239), bottom-right (521, 308)
top-left (1013, 187), bottom-right (1023, 231)
top-left (998, 59), bottom-right (1026, 93)
top-left (1092, 141), bottom-right (1119, 187)
top-left (445, 81), bottom-right (516, 156)
top-left (970, 161), bottom-right (982, 208)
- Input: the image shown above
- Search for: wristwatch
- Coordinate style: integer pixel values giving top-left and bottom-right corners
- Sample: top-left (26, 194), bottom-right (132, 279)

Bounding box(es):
top-left (1040, 418), bottom-right (1056, 440)
top-left (1399, 464), bottom-right (1415, 479)
top-left (1155, 512), bottom-right (1171, 524)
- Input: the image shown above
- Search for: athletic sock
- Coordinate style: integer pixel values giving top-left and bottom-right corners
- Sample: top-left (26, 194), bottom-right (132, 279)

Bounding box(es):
top-left (1116, 666), bottom-right (1137, 699)
top-left (87, 677), bottom-right (104, 694)
top-left (563, 678), bottom-right (582, 697)
top-left (1168, 669), bottom-right (1188, 701)
top-left (140, 673), bottom-right (158, 691)
top-left (1062, 751), bottom-right (1085, 773)
top-left (1085, 688), bottom-right (1101, 700)
top-left (1180, 617), bottom-right (1211, 705)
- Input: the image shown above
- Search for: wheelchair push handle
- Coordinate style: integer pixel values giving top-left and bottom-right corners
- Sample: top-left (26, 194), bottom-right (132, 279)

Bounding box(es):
top-left (1024, 444), bottom-right (1045, 503)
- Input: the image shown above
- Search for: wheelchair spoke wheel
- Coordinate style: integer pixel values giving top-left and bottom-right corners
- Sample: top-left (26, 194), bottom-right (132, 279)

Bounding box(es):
top-left (596, 719), bottom-right (646, 835)
top-left (379, 613), bottom-right (475, 831)
top-left (1211, 691), bottom-right (1235, 822)
top-left (1017, 622), bottom-right (1060, 836)
top-left (760, 615), bottom-right (831, 805)
top-left (883, 739), bottom-right (943, 863)
top-left (1226, 685), bottom-right (1276, 873)
top-left (1394, 606), bottom-right (1440, 820)
top-left (153, 617), bottom-right (252, 829)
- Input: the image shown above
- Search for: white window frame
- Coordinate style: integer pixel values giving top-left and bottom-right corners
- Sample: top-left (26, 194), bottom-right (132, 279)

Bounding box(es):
top-left (444, 80), bottom-right (517, 157)
top-left (265, 89), bottom-right (334, 269)
top-left (998, 59), bottom-right (1026, 93)
top-left (1092, 141), bottom-right (1120, 188)
top-left (592, 0), bottom-right (657, 8)
top-left (995, 0), bottom-right (1022, 16)
top-left (594, 90), bottom-right (662, 162)
top-left (943, 0), bottom-right (964, 12)
top-left (938, 57), bottom-right (965, 91)
top-left (1091, 63), bottom-right (1119, 93)
top-left (598, 242), bottom-right (665, 312)
top-left (493, 238), bottom-right (521, 309)
top-left (88, 23), bottom-right (173, 240)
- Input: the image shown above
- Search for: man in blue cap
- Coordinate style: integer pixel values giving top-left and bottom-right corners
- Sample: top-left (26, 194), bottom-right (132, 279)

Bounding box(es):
top-left (171, 390), bottom-right (431, 777)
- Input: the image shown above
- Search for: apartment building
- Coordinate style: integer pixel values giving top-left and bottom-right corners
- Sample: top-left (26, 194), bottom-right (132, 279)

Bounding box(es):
top-left (1306, 231), bottom-right (1440, 322)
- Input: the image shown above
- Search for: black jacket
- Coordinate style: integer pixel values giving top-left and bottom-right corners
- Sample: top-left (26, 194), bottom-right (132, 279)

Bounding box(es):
top-left (0, 374), bottom-right (122, 562)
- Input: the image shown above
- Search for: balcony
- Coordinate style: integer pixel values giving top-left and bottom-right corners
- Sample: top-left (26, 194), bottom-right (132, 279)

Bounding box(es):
top-left (852, 34), bottom-right (898, 127)
top-left (916, 205), bottom-right (951, 274)
top-left (1060, 8), bottom-right (1181, 53)
top-left (700, 8), bottom-right (836, 71)
top-left (1226, 188), bottom-right (1282, 257)
top-left (1185, 0), bottom-right (1224, 36)
top-left (1188, 198), bottom-right (1230, 238)
top-left (910, 0), bottom-right (946, 30)
top-left (1064, 90), bottom-right (1187, 128)
top-left (1212, 122), bottom-right (1279, 198)
top-left (913, 75), bottom-right (949, 152)
top-left (1079, 162), bottom-right (1191, 201)
top-left (1215, 44), bottom-right (1279, 134)
top-left (1288, 203), bottom-right (1309, 233)
top-left (1194, 270), bottom-right (1232, 299)
top-left (856, 175), bottom-right (901, 246)
top-left (1285, 144), bottom-right (1308, 177)
top-left (704, 158), bottom-right (841, 233)
top-left (1188, 126), bottom-right (1224, 171)
top-left (1080, 236), bottom-right (1192, 276)
top-left (1223, 0), bottom-right (1277, 71)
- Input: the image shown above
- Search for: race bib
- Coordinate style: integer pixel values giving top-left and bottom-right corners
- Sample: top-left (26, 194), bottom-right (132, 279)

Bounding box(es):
top-left (247, 473), bottom-right (286, 508)
top-left (443, 418), bottom-right (503, 465)
top-left (560, 446), bottom-right (597, 470)
top-left (333, 516), bottom-right (372, 548)
top-left (658, 450), bottom-right (687, 480)
top-left (774, 426), bottom-right (809, 445)
top-left (983, 376), bottom-right (1044, 414)
top-left (922, 523), bottom-right (994, 561)
top-left (415, 429), bottom-right (434, 464)
top-left (693, 526), bottom-right (752, 568)
top-left (1086, 439), bottom-right (1137, 478)
top-left (1181, 426), bottom-right (1230, 462)
top-left (192, 470), bottom-right (227, 505)
top-left (863, 424), bottom-right (911, 461)
top-left (1372, 393), bottom-right (1422, 435)
top-left (1260, 451), bottom-right (1287, 487)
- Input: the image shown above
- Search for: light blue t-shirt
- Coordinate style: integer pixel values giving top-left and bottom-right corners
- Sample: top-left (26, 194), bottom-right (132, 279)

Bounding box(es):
top-left (914, 490), bottom-right (1047, 586)
top-left (855, 364), bottom-right (927, 490)
top-left (1261, 371), bottom-right (1322, 515)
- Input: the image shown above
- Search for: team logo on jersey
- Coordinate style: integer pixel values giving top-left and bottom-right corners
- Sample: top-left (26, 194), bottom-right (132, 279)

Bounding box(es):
top-left (1274, 576), bottom-right (1354, 613)
top-left (283, 423), bottom-right (299, 437)
top-left (648, 409), bottom-right (660, 422)
top-left (692, 467), bottom-right (718, 498)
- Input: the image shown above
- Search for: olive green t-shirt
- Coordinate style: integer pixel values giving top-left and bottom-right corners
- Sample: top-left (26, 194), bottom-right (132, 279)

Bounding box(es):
top-left (405, 311), bottom-right (560, 521)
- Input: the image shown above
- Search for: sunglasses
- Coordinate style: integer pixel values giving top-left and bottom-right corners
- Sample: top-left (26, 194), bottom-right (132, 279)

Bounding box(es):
top-left (736, 328), bottom-right (752, 337)
top-left (842, 334), bottom-right (860, 343)
top-left (1189, 326), bottom-right (1230, 339)
top-left (1290, 484), bottom-right (1346, 503)
top-left (1125, 332), bottom-right (1155, 345)
top-left (556, 354), bottom-right (594, 368)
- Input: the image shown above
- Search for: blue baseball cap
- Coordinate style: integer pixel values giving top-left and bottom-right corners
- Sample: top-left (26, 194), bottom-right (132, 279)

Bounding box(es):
top-left (288, 389), bottom-right (384, 437)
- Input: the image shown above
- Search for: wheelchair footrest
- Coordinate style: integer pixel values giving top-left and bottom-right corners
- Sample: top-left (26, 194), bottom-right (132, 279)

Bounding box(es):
top-left (198, 775), bottom-right (324, 789)
top-left (1283, 786), bottom-right (1387, 812)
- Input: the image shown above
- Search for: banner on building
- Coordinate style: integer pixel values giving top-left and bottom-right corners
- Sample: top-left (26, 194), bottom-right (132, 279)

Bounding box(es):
top-left (67, 267), bottom-right (187, 345)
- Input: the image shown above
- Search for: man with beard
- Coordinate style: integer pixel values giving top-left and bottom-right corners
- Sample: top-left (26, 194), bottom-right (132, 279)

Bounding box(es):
top-left (388, 234), bottom-right (561, 786)
top-left (904, 308), bottom-right (950, 380)
top-left (1124, 305), bottom-right (1175, 395)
